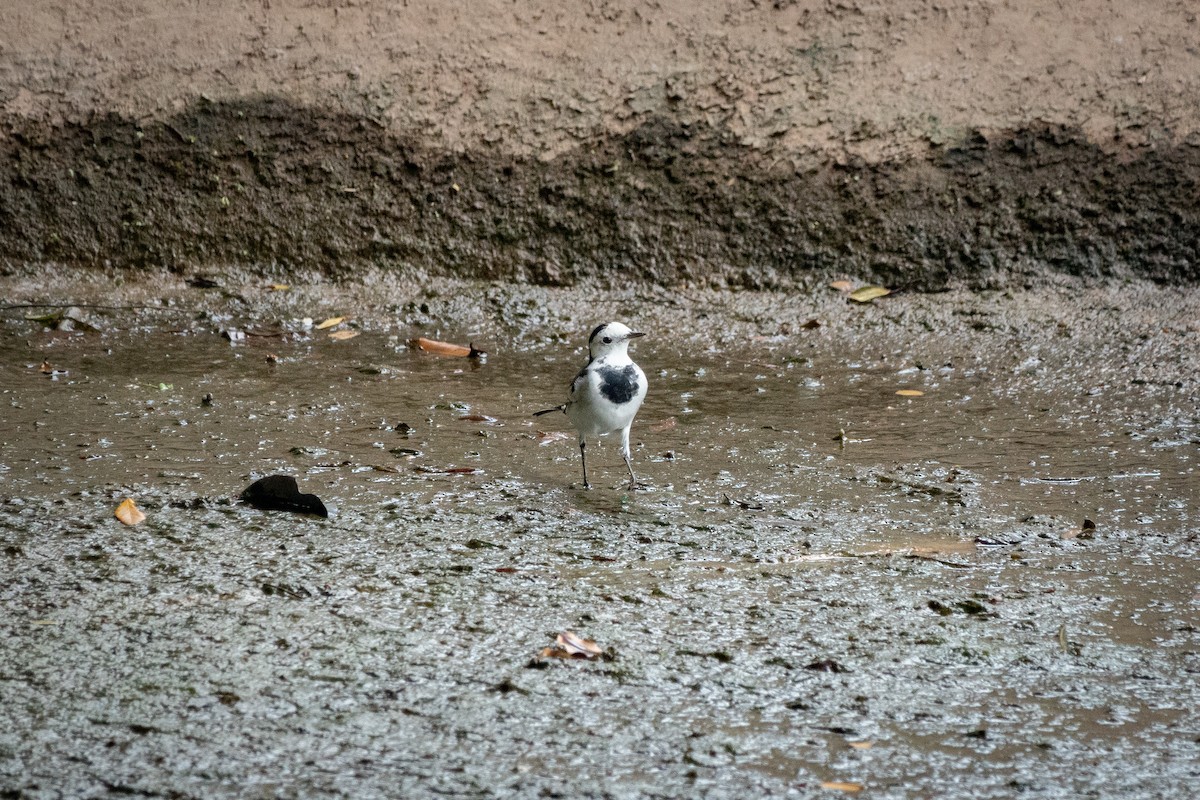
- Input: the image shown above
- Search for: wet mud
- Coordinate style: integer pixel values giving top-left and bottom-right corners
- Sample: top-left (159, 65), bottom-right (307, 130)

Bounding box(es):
top-left (3, 101), bottom-right (1200, 289)
top-left (1, 275), bottom-right (1197, 798)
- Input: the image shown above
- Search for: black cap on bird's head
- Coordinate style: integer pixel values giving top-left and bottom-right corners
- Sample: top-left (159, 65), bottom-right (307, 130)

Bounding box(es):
top-left (588, 321), bottom-right (645, 358)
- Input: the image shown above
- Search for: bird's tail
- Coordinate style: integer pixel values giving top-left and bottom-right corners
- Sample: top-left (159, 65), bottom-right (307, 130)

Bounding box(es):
top-left (532, 405), bottom-right (566, 417)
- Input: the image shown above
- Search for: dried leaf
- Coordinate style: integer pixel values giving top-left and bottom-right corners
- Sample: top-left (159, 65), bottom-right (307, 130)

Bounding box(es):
top-left (39, 360), bottom-right (53, 374)
top-left (800, 318), bottom-right (822, 330)
top-left (328, 330), bottom-right (359, 341)
top-left (539, 631), bottom-right (603, 660)
top-left (537, 430), bottom-right (572, 446)
top-left (820, 781), bottom-right (864, 792)
top-left (460, 414), bottom-right (498, 424)
top-left (410, 337), bottom-right (486, 359)
top-left (848, 741), bottom-right (874, 750)
top-left (269, 283), bottom-right (290, 292)
top-left (895, 389), bottom-right (925, 397)
top-left (648, 417), bottom-right (677, 433)
top-left (829, 280), bottom-right (854, 292)
top-left (1062, 518), bottom-right (1097, 540)
top-left (315, 316), bottom-right (345, 330)
top-left (27, 311), bottom-right (65, 325)
top-left (114, 498), bottom-right (146, 526)
top-left (848, 286), bottom-right (892, 303)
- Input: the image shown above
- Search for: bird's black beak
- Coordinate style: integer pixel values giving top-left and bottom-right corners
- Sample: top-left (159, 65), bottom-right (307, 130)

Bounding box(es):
top-left (626, 331), bottom-right (646, 340)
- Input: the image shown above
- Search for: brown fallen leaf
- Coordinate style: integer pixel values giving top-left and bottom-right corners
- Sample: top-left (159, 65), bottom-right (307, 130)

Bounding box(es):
top-left (410, 337), bottom-right (486, 359)
top-left (114, 498), bottom-right (146, 526)
top-left (460, 414), bottom-right (498, 424)
top-left (896, 389), bottom-right (925, 397)
top-left (648, 417), bottom-right (677, 433)
top-left (538, 631), bottom-right (603, 660)
top-left (1062, 518), bottom-right (1097, 540)
top-left (39, 360), bottom-right (53, 373)
top-left (829, 280), bottom-right (854, 292)
top-left (849, 286), bottom-right (892, 303)
top-left (328, 330), bottom-right (359, 341)
top-left (800, 318), bottom-right (822, 330)
top-left (820, 781), bottom-right (864, 793)
top-left (268, 283), bottom-right (290, 292)
top-left (315, 316), bottom-right (346, 330)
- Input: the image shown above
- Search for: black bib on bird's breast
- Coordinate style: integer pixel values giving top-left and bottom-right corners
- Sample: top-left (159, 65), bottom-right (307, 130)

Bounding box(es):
top-left (598, 364), bottom-right (640, 404)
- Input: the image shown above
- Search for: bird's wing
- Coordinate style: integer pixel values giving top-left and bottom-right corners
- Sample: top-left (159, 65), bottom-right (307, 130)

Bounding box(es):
top-left (568, 364), bottom-right (592, 402)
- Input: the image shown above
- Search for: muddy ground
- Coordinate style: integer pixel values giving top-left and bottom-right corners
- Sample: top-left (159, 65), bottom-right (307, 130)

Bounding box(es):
top-left (2, 1), bottom-right (1199, 797)
top-left (0, 272), bottom-right (1198, 798)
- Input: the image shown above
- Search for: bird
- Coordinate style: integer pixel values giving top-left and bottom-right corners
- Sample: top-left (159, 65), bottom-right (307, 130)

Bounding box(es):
top-left (534, 321), bottom-right (648, 489)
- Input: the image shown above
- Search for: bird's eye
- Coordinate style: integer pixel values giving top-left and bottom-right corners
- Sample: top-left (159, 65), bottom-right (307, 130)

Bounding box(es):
top-left (602, 337), bottom-right (612, 344)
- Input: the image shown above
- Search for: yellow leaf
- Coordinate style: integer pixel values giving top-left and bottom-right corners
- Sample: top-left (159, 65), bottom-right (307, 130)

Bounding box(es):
top-left (820, 781), bottom-right (864, 792)
top-left (269, 283), bottom-right (290, 292)
top-left (329, 330), bottom-right (359, 341)
top-left (848, 286), bottom-right (892, 303)
top-left (896, 389), bottom-right (925, 397)
top-left (315, 316), bottom-right (345, 330)
top-left (829, 280), bottom-right (854, 292)
top-left (114, 498), bottom-right (146, 526)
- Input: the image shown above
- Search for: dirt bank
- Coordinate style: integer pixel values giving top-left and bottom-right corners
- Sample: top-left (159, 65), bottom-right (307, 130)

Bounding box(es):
top-left (2, 1), bottom-right (1199, 286)
top-left (2, 104), bottom-right (1198, 288)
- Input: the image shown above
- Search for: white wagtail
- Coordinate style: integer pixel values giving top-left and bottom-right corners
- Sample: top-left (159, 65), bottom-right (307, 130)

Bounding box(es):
top-left (534, 321), bottom-right (648, 489)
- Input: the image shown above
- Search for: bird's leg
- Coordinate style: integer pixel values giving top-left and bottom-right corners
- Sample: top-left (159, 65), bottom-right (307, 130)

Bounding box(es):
top-left (620, 426), bottom-right (637, 489)
top-left (578, 435), bottom-right (590, 489)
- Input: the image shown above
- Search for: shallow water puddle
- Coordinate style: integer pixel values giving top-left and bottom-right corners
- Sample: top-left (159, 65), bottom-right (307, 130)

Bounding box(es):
top-left (2, 326), bottom-right (1191, 545)
top-left (1, 311), bottom-right (1197, 798)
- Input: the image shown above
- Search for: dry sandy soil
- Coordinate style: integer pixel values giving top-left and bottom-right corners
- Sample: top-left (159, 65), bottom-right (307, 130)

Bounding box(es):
top-left (1, 0), bottom-right (1199, 287)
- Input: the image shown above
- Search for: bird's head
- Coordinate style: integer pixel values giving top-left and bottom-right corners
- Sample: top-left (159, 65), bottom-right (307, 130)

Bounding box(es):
top-left (588, 321), bottom-right (645, 359)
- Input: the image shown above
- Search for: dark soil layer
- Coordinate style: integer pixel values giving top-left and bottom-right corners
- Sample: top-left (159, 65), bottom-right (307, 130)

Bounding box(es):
top-left (2, 97), bottom-right (1198, 289)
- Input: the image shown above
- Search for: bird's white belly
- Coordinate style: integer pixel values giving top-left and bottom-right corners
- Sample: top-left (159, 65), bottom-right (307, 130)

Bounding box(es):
top-left (566, 394), bottom-right (639, 435)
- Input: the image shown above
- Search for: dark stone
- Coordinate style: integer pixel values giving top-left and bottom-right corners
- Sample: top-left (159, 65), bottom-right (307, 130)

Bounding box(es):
top-left (239, 474), bottom-right (328, 517)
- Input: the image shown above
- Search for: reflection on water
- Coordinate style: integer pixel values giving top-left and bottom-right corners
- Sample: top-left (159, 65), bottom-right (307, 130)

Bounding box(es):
top-left (2, 326), bottom-right (1190, 547)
